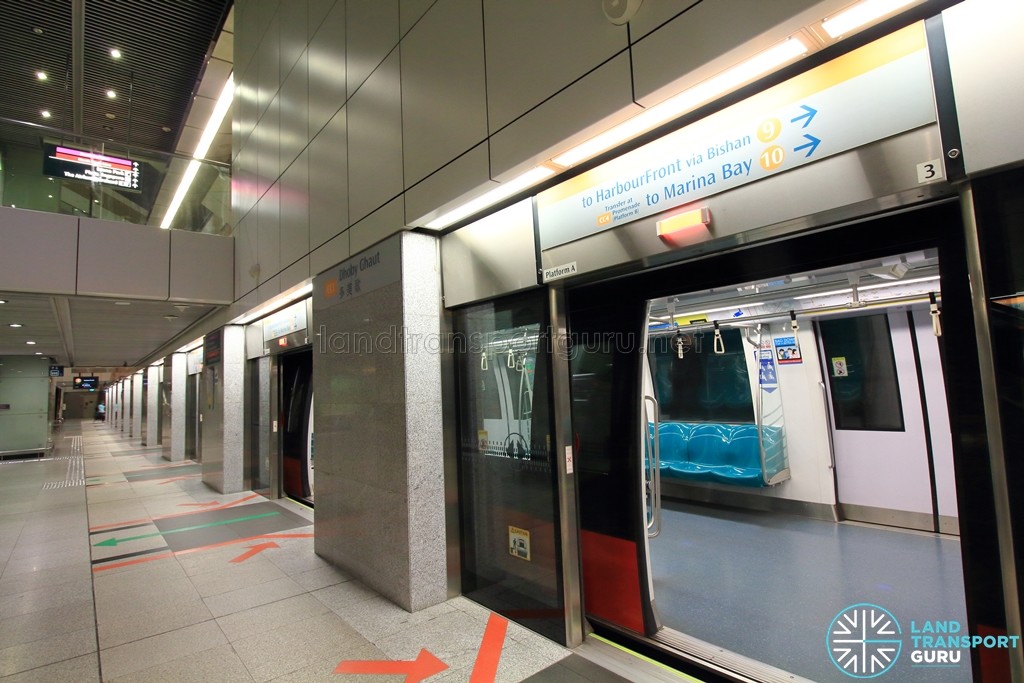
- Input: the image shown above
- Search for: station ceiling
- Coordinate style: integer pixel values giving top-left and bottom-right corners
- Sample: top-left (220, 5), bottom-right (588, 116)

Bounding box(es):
top-left (0, 1), bottom-right (232, 369)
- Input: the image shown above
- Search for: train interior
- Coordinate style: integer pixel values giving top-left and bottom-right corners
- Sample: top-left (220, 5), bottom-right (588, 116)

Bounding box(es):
top-left (280, 348), bottom-right (314, 505)
top-left (637, 249), bottom-right (970, 682)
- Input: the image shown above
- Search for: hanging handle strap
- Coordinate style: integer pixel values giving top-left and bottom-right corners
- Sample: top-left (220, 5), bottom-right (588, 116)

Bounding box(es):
top-left (790, 310), bottom-right (799, 332)
top-left (930, 292), bottom-right (942, 337)
top-left (713, 321), bottom-right (725, 355)
top-left (480, 350), bottom-right (488, 371)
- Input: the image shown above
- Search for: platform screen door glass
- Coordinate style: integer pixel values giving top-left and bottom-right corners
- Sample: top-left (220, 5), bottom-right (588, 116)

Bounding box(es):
top-left (454, 291), bottom-right (564, 643)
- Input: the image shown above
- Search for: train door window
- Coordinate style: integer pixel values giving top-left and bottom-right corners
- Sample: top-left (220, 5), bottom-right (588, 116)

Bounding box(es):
top-left (818, 314), bottom-right (905, 431)
top-left (648, 327), bottom-right (754, 423)
top-left (453, 290), bottom-right (564, 643)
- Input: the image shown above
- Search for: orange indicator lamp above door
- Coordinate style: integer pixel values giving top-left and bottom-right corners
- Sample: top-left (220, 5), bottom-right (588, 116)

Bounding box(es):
top-left (657, 207), bottom-right (712, 246)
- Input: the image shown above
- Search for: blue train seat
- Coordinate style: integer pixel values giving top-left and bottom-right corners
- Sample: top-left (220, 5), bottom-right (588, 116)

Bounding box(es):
top-left (649, 421), bottom-right (785, 487)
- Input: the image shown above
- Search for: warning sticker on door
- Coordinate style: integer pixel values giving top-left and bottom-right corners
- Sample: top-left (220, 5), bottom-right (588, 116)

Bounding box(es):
top-left (508, 526), bottom-right (531, 562)
top-left (832, 357), bottom-right (849, 377)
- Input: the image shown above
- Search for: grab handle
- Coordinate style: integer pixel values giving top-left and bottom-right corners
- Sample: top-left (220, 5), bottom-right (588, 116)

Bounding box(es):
top-left (644, 395), bottom-right (662, 538)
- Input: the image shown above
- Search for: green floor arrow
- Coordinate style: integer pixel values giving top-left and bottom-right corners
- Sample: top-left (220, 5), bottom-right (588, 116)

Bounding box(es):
top-left (93, 511), bottom-right (280, 547)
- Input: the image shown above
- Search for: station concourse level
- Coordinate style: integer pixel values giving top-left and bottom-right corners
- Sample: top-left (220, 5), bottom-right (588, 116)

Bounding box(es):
top-left (1, 0), bottom-right (1024, 682)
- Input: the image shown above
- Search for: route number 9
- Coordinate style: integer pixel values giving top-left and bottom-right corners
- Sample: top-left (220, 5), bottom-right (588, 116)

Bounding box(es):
top-left (757, 118), bottom-right (782, 143)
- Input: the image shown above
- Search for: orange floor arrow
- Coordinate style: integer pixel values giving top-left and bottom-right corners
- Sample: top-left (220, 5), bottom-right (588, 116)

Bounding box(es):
top-left (470, 614), bottom-right (509, 683)
top-left (230, 541), bottom-right (280, 563)
top-left (335, 648), bottom-right (447, 682)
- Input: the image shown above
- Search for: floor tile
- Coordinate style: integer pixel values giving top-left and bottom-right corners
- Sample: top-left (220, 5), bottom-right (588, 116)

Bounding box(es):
top-left (204, 576), bottom-right (308, 618)
top-left (97, 595), bottom-right (214, 649)
top-left (0, 652), bottom-right (100, 683)
top-left (0, 626), bottom-right (96, 677)
top-left (216, 593), bottom-right (331, 642)
top-left (105, 643), bottom-right (255, 682)
top-left (99, 619), bottom-right (227, 680)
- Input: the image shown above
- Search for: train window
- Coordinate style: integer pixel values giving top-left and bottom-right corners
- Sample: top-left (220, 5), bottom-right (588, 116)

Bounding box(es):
top-left (648, 327), bottom-right (755, 424)
top-left (819, 314), bottom-right (905, 431)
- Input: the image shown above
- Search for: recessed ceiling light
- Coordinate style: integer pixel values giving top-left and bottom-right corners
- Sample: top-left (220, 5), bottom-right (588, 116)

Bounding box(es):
top-left (48, 194), bottom-right (53, 198)
top-left (36, 71), bottom-right (47, 81)
top-left (105, 112), bottom-right (116, 119)
top-left (114, 301), bottom-right (131, 306)
top-left (164, 315), bottom-right (179, 321)
top-left (32, 27), bottom-right (43, 35)
top-left (9, 323), bottom-right (22, 328)
top-left (34, 352), bottom-right (42, 355)
top-left (94, 199), bottom-right (99, 204)
top-left (26, 341), bottom-right (36, 345)
top-left (106, 89), bottom-right (117, 99)
top-left (110, 48), bottom-right (122, 59)
top-left (161, 126), bottom-right (172, 133)
top-left (0, 300), bottom-right (6, 304)
top-left (41, 110), bottom-right (51, 118)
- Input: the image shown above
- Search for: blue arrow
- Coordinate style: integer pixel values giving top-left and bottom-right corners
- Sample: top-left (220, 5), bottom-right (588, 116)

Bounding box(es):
top-left (794, 134), bottom-right (821, 158)
top-left (790, 104), bottom-right (817, 128)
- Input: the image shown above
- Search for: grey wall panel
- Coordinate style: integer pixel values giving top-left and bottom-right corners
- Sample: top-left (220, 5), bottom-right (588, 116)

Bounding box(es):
top-left (441, 199), bottom-right (537, 308)
top-left (489, 53), bottom-right (640, 181)
top-left (258, 94), bottom-right (281, 200)
top-left (309, 0), bottom-right (337, 40)
top-left (309, 107), bottom-right (349, 249)
top-left (308, 0), bottom-right (346, 138)
top-left (258, 274), bottom-right (282, 305)
top-left (169, 231), bottom-right (235, 304)
top-left (222, 326), bottom-right (247, 493)
top-left (347, 51), bottom-right (403, 223)
top-left (234, 0), bottom-right (258, 79)
top-left (234, 139), bottom-right (258, 219)
top-left (0, 207), bottom-right (78, 295)
top-left (310, 230), bottom-right (350, 276)
top-left (258, 182), bottom-right (282, 281)
top-left (77, 218), bottom-right (169, 300)
top-left (483, 0), bottom-right (628, 133)
top-left (944, 0), bottom-right (1024, 175)
top-left (400, 0), bottom-right (435, 35)
top-left (350, 196), bottom-right (405, 254)
top-left (400, 0), bottom-right (487, 187)
top-left (627, 0), bottom-right (701, 41)
top-left (280, 256), bottom-right (311, 292)
top-left (346, 0), bottom-right (399, 98)
top-left (279, 0), bottom-right (306, 78)
top-left (132, 372), bottom-right (143, 443)
top-left (632, 0), bottom-right (846, 106)
top-left (235, 211), bottom-right (259, 297)
top-left (280, 149), bottom-right (311, 268)
top-left (257, 11), bottom-right (281, 119)
top-left (405, 142), bottom-right (493, 226)
top-left (238, 64), bottom-right (259, 155)
top-left (280, 50), bottom-right (309, 173)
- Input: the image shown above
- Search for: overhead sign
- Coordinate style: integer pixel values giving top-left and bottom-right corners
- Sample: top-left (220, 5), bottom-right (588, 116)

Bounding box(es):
top-left (317, 236), bottom-right (401, 309)
top-left (536, 25), bottom-right (934, 258)
top-left (43, 144), bottom-right (141, 191)
top-left (262, 301), bottom-right (307, 342)
top-left (49, 365), bottom-right (64, 377)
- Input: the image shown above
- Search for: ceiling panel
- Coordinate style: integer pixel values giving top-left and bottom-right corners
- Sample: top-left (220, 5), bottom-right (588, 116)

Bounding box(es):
top-left (0, 0), bottom-right (231, 153)
top-left (0, 291), bottom-right (214, 368)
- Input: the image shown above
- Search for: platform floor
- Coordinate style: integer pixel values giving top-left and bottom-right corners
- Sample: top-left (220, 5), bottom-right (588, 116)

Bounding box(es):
top-left (0, 420), bottom-right (652, 682)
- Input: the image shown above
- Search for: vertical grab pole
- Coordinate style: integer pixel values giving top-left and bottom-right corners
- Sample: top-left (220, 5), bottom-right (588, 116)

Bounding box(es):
top-left (548, 285), bottom-right (585, 648)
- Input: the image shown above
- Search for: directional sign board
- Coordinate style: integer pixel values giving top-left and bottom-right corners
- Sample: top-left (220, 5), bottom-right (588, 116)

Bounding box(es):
top-left (536, 24), bottom-right (935, 261)
top-left (43, 144), bottom-right (141, 191)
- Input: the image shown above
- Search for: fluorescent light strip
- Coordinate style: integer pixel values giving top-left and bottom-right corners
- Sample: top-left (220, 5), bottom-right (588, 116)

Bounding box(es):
top-left (234, 283), bottom-right (313, 325)
top-left (160, 74), bottom-right (234, 229)
top-left (793, 275), bottom-right (939, 299)
top-left (553, 38), bottom-right (808, 167)
top-left (425, 166), bottom-right (555, 230)
top-left (671, 302), bottom-right (766, 320)
top-left (821, 0), bottom-right (917, 38)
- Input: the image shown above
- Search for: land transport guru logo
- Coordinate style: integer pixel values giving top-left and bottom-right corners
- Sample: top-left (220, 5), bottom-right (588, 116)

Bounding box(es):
top-left (827, 603), bottom-right (902, 678)
top-left (826, 603), bottom-right (1021, 678)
